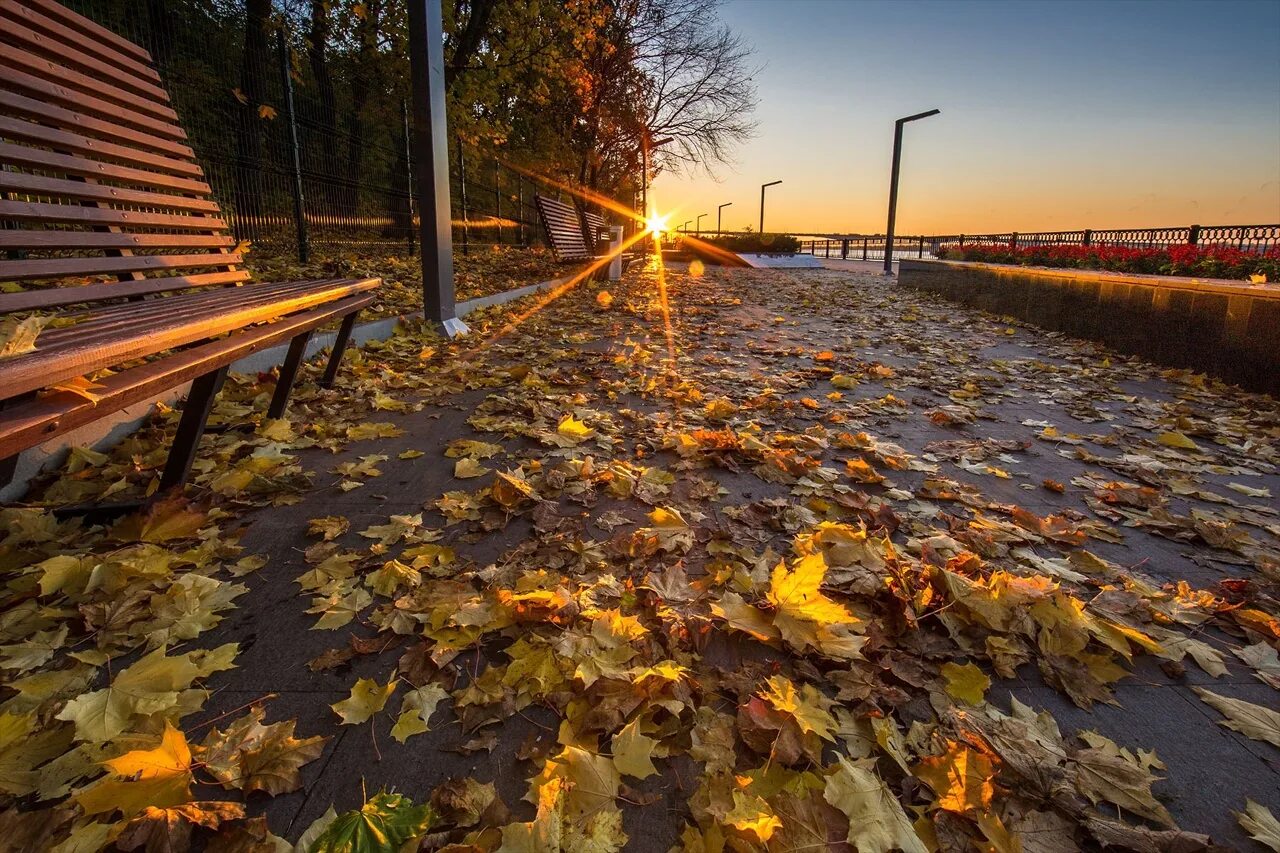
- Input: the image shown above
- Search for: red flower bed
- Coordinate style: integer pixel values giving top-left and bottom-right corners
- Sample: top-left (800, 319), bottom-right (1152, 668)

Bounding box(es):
top-left (934, 242), bottom-right (1279, 282)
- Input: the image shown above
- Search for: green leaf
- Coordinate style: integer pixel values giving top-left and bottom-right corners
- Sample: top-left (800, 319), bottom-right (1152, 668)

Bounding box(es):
top-left (308, 791), bottom-right (433, 852)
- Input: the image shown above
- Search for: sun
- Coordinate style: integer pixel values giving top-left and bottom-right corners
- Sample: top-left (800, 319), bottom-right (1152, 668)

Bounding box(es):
top-left (645, 214), bottom-right (669, 234)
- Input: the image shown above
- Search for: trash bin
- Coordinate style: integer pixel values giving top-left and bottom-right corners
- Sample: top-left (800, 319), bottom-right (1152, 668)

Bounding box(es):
top-left (608, 226), bottom-right (623, 281)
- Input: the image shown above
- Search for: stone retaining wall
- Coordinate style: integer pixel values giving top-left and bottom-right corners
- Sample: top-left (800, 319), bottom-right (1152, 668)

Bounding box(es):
top-left (899, 259), bottom-right (1279, 396)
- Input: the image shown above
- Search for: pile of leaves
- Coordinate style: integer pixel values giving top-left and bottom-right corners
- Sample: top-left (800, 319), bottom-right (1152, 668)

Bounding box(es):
top-left (2, 261), bottom-right (1279, 852)
top-left (934, 243), bottom-right (1280, 281)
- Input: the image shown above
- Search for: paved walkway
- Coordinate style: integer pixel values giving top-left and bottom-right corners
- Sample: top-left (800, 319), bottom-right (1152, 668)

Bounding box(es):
top-left (11, 262), bottom-right (1279, 850)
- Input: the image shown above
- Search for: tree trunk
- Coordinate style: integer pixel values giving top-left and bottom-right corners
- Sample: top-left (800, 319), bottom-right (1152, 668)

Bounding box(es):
top-left (445, 0), bottom-right (497, 90)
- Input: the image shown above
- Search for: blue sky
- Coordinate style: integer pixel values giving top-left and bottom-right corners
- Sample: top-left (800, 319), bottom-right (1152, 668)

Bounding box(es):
top-left (650, 0), bottom-right (1280, 234)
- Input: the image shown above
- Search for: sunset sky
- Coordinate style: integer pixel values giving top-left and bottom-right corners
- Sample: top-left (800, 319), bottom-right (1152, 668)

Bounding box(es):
top-left (650, 0), bottom-right (1280, 236)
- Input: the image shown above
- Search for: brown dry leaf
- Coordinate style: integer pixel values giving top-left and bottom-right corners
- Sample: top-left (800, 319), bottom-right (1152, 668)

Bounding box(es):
top-left (1071, 731), bottom-right (1174, 827)
top-left (116, 800), bottom-right (245, 852)
top-left (1192, 688), bottom-right (1280, 747)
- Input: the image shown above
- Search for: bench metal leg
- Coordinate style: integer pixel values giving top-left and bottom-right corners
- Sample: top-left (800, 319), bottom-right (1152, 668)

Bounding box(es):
top-left (0, 391), bottom-right (38, 490)
top-left (320, 311), bottom-right (359, 389)
top-left (267, 330), bottom-right (313, 419)
top-left (0, 453), bottom-right (15, 490)
top-left (160, 365), bottom-right (228, 492)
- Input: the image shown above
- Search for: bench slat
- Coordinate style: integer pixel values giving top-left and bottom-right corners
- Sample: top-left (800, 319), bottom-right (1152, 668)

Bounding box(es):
top-left (0, 90), bottom-right (194, 159)
top-left (0, 2), bottom-right (172, 104)
top-left (51, 279), bottom-right (336, 331)
top-left (0, 50), bottom-right (185, 141)
top-left (0, 252), bottom-right (239, 282)
top-left (0, 230), bottom-right (234, 250)
top-left (0, 278), bottom-right (380, 400)
top-left (0, 294), bottom-right (375, 459)
top-left (20, 0), bottom-right (156, 72)
top-left (0, 115), bottom-right (204, 178)
top-left (0, 141), bottom-right (212, 195)
top-left (0, 271), bottom-right (251, 314)
top-left (0, 24), bottom-right (177, 122)
top-left (41, 281), bottom-right (347, 355)
top-left (0, 199), bottom-right (225, 231)
top-left (0, 171), bottom-right (219, 215)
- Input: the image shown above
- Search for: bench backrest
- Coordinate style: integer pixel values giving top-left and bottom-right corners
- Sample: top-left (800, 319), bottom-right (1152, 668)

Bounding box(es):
top-left (533, 194), bottom-right (592, 262)
top-left (580, 206), bottom-right (610, 253)
top-left (0, 0), bottom-right (244, 315)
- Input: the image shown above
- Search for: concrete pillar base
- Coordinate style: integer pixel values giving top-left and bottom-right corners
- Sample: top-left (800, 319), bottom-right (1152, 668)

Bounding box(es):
top-left (434, 317), bottom-right (471, 338)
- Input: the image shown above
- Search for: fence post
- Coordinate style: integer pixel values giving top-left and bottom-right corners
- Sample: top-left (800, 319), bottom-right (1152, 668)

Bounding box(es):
top-left (918, 236), bottom-right (924, 258)
top-left (825, 240), bottom-right (831, 258)
top-left (841, 238), bottom-right (848, 260)
top-left (494, 158), bottom-right (502, 246)
top-left (1010, 232), bottom-right (1018, 249)
top-left (276, 28), bottom-right (308, 263)
top-left (959, 233), bottom-right (964, 246)
top-left (1188, 224), bottom-right (1201, 246)
top-left (402, 99), bottom-right (415, 257)
top-left (1082, 229), bottom-right (1092, 247)
top-left (862, 237), bottom-right (868, 261)
top-left (517, 174), bottom-right (525, 246)
top-left (458, 139), bottom-right (469, 256)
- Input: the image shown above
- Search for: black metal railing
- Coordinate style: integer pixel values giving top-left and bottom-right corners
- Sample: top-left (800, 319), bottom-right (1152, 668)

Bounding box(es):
top-left (796, 224), bottom-right (1280, 261)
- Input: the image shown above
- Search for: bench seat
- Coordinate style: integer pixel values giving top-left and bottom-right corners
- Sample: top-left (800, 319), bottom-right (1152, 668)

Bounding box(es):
top-left (0, 277), bottom-right (379, 400)
top-left (0, 291), bottom-right (376, 461)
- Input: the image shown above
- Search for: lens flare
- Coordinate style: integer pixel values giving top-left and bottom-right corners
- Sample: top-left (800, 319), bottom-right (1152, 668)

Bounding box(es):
top-left (645, 214), bottom-right (669, 234)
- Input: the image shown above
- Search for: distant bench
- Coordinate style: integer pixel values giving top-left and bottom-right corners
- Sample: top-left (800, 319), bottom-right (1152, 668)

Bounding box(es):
top-left (0, 0), bottom-right (379, 499)
top-left (533, 193), bottom-right (634, 272)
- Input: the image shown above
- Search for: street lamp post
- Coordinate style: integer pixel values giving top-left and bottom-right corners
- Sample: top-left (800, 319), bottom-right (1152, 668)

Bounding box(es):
top-left (883, 109), bottom-right (940, 275)
top-left (681, 220), bottom-right (692, 233)
top-left (759, 180), bottom-right (781, 234)
top-left (717, 202), bottom-right (733, 236)
top-left (641, 134), bottom-right (674, 222)
top-left (696, 213), bottom-right (707, 235)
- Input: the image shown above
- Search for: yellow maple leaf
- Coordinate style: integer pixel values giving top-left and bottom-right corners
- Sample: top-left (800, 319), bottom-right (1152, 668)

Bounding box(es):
top-left (757, 675), bottom-right (836, 741)
top-left (611, 718), bottom-right (658, 779)
top-left (531, 746), bottom-right (619, 820)
top-left (454, 457), bottom-right (491, 479)
top-left (1156, 430), bottom-right (1200, 451)
top-left (724, 790), bottom-right (781, 842)
top-left (556, 415), bottom-right (595, 444)
top-left (41, 375), bottom-right (105, 403)
top-left (912, 741), bottom-right (995, 814)
top-left (767, 553), bottom-right (863, 657)
top-left (940, 662), bottom-right (990, 705)
top-left (331, 678), bottom-right (397, 725)
top-left (0, 313), bottom-right (50, 356)
top-left (76, 722), bottom-right (193, 819)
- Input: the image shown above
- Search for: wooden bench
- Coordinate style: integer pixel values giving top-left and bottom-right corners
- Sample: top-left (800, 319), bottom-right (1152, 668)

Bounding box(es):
top-left (533, 193), bottom-right (633, 271)
top-left (580, 206), bottom-right (611, 254)
top-left (0, 0), bottom-right (379, 497)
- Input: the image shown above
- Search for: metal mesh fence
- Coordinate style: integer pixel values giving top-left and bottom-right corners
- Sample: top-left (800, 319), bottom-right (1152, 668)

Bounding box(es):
top-left (65, 0), bottom-right (568, 260)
